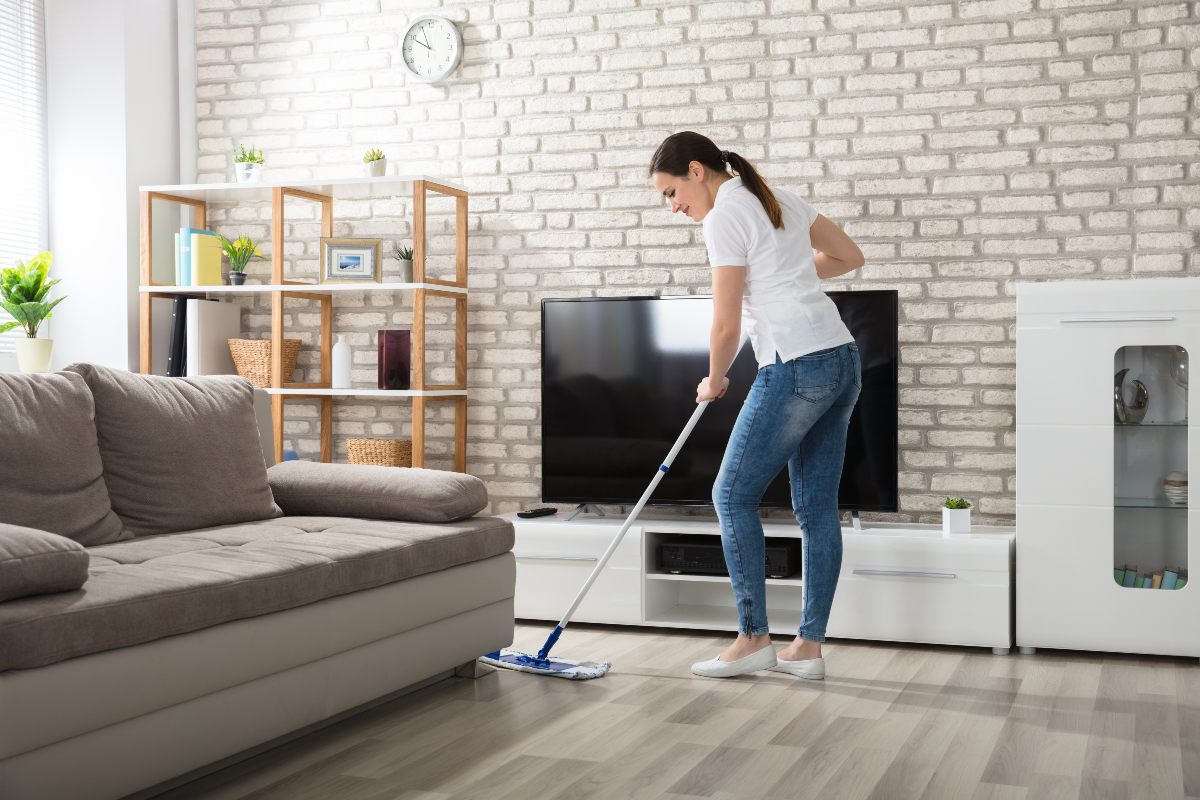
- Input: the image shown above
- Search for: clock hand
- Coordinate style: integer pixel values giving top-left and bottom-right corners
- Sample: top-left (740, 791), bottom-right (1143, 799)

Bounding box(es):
top-left (414, 39), bottom-right (430, 50)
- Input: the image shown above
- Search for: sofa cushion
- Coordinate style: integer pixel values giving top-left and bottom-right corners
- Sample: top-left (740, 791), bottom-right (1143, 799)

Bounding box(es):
top-left (0, 515), bottom-right (514, 671)
top-left (0, 524), bottom-right (90, 602)
top-left (267, 461), bottom-right (488, 523)
top-left (0, 372), bottom-right (127, 546)
top-left (64, 364), bottom-right (281, 537)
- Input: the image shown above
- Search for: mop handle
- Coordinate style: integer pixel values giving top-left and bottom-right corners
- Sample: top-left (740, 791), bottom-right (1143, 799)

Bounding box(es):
top-left (537, 400), bottom-right (712, 659)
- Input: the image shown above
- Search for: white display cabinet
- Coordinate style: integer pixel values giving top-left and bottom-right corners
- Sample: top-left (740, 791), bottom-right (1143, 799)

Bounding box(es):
top-left (1016, 277), bottom-right (1198, 659)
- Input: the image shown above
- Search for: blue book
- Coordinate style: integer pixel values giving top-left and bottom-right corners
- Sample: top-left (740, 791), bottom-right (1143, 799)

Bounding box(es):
top-left (1142, 576), bottom-right (1152, 588)
top-left (1121, 567), bottom-right (1137, 587)
top-left (180, 227), bottom-right (217, 286)
top-left (1162, 569), bottom-right (1179, 590)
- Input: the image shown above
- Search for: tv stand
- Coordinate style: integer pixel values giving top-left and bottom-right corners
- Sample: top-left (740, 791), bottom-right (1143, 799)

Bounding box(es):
top-left (502, 513), bottom-right (1015, 654)
top-left (565, 503), bottom-right (607, 522)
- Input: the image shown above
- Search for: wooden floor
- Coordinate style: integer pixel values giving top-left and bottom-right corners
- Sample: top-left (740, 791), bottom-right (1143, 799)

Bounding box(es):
top-left (156, 622), bottom-right (1199, 800)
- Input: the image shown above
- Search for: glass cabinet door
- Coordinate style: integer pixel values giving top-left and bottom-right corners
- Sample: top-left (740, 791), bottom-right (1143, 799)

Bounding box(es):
top-left (1113, 345), bottom-right (1189, 589)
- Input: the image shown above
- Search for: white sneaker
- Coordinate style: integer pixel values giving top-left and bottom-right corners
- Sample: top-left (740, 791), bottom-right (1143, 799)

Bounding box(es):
top-left (690, 645), bottom-right (777, 678)
top-left (769, 656), bottom-right (825, 680)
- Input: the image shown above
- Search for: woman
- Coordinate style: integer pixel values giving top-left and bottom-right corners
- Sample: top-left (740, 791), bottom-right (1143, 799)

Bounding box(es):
top-left (649, 132), bottom-right (865, 680)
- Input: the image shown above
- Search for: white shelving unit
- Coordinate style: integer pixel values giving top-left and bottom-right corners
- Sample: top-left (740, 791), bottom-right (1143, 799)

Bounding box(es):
top-left (1016, 277), bottom-right (1198, 659)
top-left (503, 513), bottom-right (1015, 653)
top-left (138, 283), bottom-right (467, 295)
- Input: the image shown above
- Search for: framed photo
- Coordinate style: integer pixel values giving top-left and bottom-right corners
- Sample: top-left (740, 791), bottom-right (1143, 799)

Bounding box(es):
top-left (319, 238), bottom-right (381, 284)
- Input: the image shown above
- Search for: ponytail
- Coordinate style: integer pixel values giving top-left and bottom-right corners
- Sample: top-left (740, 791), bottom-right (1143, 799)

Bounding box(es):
top-left (649, 131), bottom-right (784, 230)
top-left (724, 151), bottom-right (783, 230)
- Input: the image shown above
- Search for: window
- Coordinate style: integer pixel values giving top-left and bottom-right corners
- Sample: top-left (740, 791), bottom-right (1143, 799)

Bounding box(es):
top-left (0, 0), bottom-right (48, 360)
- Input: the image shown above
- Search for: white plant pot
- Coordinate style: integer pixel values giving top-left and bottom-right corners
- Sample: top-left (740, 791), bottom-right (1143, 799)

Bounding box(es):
top-left (365, 158), bottom-right (387, 177)
top-left (234, 162), bottom-right (262, 183)
top-left (16, 337), bottom-right (53, 373)
top-left (942, 507), bottom-right (971, 536)
top-left (397, 258), bottom-right (413, 283)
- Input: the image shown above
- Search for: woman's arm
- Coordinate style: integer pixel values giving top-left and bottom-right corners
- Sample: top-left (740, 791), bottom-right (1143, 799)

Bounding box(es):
top-left (698, 266), bottom-right (745, 402)
top-left (810, 214), bottom-right (864, 279)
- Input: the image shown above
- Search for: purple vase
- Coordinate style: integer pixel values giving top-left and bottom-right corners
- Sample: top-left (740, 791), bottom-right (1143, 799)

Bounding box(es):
top-left (377, 329), bottom-right (412, 390)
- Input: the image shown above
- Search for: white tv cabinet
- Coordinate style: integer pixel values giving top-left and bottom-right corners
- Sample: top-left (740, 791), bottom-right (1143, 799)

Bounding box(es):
top-left (502, 513), bottom-right (1015, 654)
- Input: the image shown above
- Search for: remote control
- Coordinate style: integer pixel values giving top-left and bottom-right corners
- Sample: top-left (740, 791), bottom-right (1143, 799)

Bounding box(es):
top-left (517, 507), bottom-right (559, 519)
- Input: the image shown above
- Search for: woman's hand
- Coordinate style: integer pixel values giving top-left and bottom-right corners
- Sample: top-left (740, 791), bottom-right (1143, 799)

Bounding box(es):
top-left (697, 376), bottom-right (729, 403)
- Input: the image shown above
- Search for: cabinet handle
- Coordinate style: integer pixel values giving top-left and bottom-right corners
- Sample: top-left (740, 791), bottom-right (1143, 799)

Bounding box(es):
top-left (853, 568), bottom-right (957, 580)
top-left (516, 554), bottom-right (599, 562)
top-left (1059, 316), bottom-right (1176, 323)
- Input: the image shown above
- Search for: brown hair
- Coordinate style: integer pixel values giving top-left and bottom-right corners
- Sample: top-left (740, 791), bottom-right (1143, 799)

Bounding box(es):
top-left (648, 131), bottom-right (783, 229)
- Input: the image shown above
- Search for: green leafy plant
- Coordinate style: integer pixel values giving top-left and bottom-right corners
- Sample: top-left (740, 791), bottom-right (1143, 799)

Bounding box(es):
top-left (393, 242), bottom-right (414, 261)
top-left (218, 234), bottom-right (264, 273)
top-left (0, 252), bottom-right (66, 339)
top-left (363, 148), bottom-right (385, 164)
top-left (233, 144), bottom-right (264, 164)
top-left (943, 497), bottom-right (972, 510)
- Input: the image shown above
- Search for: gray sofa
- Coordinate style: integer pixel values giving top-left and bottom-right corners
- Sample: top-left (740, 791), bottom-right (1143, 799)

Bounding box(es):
top-left (0, 365), bottom-right (515, 800)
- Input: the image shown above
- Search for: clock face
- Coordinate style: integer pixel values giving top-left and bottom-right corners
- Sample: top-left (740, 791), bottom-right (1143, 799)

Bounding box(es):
top-left (401, 16), bottom-right (462, 83)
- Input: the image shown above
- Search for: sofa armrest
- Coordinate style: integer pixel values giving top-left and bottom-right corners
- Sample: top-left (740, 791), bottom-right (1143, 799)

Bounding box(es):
top-left (0, 523), bottom-right (90, 602)
top-left (266, 461), bottom-right (488, 523)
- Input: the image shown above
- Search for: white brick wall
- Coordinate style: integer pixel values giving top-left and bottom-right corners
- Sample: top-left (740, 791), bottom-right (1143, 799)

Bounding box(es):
top-left (194, 0), bottom-right (1200, 524)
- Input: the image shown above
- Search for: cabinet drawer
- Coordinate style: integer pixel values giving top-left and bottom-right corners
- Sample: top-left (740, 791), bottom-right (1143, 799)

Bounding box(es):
top-left (513, 559), bottom-right (641, 625)
top-left (841, 535), bottom-right (1011, 576)
top-left (828, 571), bottom-right (1010, 649)
top-left (514, 525), bottom-right (641, 570)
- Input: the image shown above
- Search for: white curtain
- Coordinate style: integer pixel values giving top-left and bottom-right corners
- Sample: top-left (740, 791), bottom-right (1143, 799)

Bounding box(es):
top-left (0, 0), bottom-right (48, 361)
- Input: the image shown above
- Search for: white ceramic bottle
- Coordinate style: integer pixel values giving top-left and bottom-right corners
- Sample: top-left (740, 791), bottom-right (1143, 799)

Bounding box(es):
top-left (332, 334), bottom-right (351, 389)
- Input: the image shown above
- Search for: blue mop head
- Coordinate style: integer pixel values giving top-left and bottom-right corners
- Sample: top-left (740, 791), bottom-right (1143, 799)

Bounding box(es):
top-left (480, 649), bottom-right (611, 680)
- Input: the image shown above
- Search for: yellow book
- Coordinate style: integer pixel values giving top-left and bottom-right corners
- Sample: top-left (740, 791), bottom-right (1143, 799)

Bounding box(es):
top-left (190, 233), bottom-right (222, 286)
top-left (1152, 571), bottom-right (1163, 589)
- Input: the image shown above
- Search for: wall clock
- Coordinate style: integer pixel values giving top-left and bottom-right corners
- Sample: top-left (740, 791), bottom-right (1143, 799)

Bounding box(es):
top-left (401, 15), bottom-right (462, 83)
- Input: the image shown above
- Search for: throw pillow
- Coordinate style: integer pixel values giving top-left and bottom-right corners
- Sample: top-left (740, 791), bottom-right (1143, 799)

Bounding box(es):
top-left (0, 371), bottom-right (127, 545)
top-left (267, 461), bottom-right (488, 523)
top-left (0, 523), bottom-right (90, 602)
top-left (65, 363), bottom-right (281, 537)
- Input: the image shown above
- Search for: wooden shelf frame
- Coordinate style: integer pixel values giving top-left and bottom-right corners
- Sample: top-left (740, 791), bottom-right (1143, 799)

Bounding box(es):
top-left (137, 178), bottom-right (469, 472)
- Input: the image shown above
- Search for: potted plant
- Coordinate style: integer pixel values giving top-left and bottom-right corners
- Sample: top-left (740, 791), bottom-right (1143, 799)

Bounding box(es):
top-left (942, 497), bottom-right (972, 536)
top-left (0, 252), bottom-right (66, 373)
top-left (393, 242), bottom-right (413, 282)
top-left (233, 145), bottom-right (264, 183)
top-left (363, 148), bottom-right (387, 177)
top-left (218, 234), bottom-right (264, 285)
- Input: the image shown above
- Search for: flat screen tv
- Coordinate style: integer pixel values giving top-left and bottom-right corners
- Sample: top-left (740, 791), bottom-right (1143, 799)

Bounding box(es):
top-left (541, 291), bottom-right (898, 511)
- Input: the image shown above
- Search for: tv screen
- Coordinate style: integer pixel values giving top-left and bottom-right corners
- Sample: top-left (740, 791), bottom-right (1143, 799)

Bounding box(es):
top-left (541, 292), bottom-right (898, 511)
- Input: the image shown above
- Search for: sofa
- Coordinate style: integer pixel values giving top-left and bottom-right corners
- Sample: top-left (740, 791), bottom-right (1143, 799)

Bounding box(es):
top-left (0, 365), bottom-right (515, 800)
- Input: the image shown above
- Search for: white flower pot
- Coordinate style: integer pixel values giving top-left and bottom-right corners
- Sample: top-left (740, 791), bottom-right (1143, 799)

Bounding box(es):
top-left (397, 258), bottom-right (413, 283)
top-left (942, 507), bottom-right (971, 536)
top-left (16, 338), bottom-right (53, 373)
top-left (365, 158), bottom-right (387, 177)
top-left (234, 162), bottom-right (262, 183)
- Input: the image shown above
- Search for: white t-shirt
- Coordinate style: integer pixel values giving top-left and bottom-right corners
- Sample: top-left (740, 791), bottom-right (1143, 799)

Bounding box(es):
top-left (702, 176), bottom-right (855, 368)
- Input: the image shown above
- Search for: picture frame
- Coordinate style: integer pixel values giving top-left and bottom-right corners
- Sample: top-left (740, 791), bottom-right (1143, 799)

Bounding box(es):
top-left (319, 238), bottom-right (381, 284)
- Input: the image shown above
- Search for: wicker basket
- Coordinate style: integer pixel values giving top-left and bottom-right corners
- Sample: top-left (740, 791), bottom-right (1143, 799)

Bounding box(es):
top-left (227, 338), bottom-right (302, 388)
top-left (347, 438), bottom-right (412, 468)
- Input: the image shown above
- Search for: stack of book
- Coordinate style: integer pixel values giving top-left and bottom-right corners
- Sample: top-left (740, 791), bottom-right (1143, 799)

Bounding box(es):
top-left (173, 227), bottom-right (222, 286)
top-left (1113, 565), bottom-right (1188, 589)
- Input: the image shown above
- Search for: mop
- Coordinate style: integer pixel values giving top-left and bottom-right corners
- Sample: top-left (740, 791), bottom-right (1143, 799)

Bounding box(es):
top-left (481, 399), bottom-right (713, 680)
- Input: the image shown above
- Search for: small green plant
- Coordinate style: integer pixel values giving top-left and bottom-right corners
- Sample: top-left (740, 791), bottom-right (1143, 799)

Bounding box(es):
top-left (233, 144), bottom-right (263, 164)
top-left (393, 242), bottom-right (414, 261)
top-left (218, 234), bottom-right (265, 273)
top-left (0, 252), bottom-right (66, 339)
top-left (363, 148), bottom-right (385, 164)
top-left (943, 497), bottom-right (972, 510)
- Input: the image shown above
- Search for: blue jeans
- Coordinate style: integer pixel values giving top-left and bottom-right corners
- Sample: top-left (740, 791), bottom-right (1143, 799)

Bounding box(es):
top-left (712, 343), bottom-right (861, 641)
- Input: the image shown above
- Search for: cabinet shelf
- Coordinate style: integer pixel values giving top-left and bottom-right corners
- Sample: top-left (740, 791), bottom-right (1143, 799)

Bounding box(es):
top-left (1115, 421), bottom-right (1188, 428)
top-left (1114, 497), bottom-right (1188, 510)
top-left (266, 388), bottom-right (466, 398)
top-left (139, 282), bottom-right (466, 296)
top-left (646, 571), bottom-right (802, 586)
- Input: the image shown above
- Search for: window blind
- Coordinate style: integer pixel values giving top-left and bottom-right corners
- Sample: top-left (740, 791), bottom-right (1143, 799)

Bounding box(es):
top-left (0, 0), bottom-right (48, 358)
